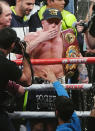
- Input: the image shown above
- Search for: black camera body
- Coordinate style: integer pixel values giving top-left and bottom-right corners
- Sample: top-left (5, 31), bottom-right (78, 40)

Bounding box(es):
top-left (81, 4), bottom-right (95, 37)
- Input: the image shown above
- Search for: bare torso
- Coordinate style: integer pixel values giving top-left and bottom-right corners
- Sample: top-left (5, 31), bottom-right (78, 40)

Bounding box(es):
top-left (29, 31), bottom-right (64, 78)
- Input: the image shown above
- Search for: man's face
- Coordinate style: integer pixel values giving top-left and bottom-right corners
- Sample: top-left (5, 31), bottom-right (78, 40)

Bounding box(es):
top-left (20, 0), bottom-right (35, 16)
top-left (48, 0), bottom-right (65, 11)
top-left (42, 18), bottom-right (61, 30)
top-left (0, 4), bottom-right (12, 28)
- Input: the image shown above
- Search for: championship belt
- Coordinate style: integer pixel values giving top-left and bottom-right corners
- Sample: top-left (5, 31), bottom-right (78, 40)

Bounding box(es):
top-left (62, 29), bottom-right (80, 77)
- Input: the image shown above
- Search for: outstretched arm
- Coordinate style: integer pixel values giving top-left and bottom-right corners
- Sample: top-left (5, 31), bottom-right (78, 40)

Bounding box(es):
top-left (40, 68), bottom-right (81, 129)
top-left (52, 81), bottom-right (69, 97)
top-left (40, 68), bottom-right (69, 97)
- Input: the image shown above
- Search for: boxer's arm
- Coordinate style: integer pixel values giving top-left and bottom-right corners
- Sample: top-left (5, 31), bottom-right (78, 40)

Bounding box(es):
top-left (25, 28), bottom-right (58, 53)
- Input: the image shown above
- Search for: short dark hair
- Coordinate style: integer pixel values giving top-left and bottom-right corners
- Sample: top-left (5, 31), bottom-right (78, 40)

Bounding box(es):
top-left (0, 27), bottom-right (17, 49)
top-left (0, 0), bottom-right (9, 15)
top-left (44, 0), bottom-right (69, 7)
top-left (55, 96), bottom-right (74, 121)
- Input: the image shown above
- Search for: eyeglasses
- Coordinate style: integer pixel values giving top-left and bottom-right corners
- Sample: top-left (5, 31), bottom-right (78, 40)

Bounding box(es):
top-left (47, 19), bottom-right (61, 25)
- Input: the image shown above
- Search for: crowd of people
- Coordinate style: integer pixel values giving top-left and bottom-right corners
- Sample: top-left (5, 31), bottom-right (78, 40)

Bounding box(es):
top-left (0, 0), bottom-right (95, 131)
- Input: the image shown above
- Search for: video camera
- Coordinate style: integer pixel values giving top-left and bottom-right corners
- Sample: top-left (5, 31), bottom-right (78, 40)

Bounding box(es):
top-left (81, 4), bottom-right (95, 37)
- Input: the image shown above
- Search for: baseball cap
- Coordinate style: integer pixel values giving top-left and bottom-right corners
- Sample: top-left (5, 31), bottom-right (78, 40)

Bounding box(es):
top-left (42, 8), bottom-right (62, 20)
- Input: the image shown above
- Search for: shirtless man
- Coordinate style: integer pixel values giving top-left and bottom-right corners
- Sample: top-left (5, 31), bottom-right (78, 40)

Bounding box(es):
top-left (24, 8), bottom-right (89, 85)
top-left (25, 8), bottom-right (81, 82)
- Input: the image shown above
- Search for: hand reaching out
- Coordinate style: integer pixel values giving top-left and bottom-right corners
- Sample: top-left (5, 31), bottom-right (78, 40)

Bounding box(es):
top-left (39, 67), bottom-right (57, 83)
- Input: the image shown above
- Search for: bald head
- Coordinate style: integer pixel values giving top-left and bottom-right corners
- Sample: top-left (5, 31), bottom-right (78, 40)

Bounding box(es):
top-left (0, 0), bottom-right (9, 15)
top-left (0, 0), bottom-right (12, 29)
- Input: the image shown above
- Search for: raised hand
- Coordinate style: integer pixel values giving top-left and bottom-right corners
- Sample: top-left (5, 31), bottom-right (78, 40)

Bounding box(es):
top-left (40, 27), bottom-right (58, 42)
top-left (24, 27), bottom-right (59, 54)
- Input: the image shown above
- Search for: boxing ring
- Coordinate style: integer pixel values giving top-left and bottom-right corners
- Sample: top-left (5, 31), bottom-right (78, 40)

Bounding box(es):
top-left (9, 111), bottom-right (91, 119)
top-left (14, 57), bottom-right (95, 65)
top-left (10, 57), bottom-right (95, 120)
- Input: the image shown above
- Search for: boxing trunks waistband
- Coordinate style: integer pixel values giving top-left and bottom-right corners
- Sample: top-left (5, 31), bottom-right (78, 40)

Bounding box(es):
top-left (34, 76), bottom-right (65, 84)
top-left (34, 76), bottom-right (50, 84)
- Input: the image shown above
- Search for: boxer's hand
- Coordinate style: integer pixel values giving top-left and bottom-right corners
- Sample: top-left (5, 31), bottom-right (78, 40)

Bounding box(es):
top-left (39, 27), bottom-right (58, 42)
top-left (24, 27), bottom-right (58, 43)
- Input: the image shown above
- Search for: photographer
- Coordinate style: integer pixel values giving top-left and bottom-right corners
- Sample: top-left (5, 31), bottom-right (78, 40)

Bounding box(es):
top-left (0, 27), bottom-right (32, 131)
top-left (76, 3), bottom-right (95, 84)
top-left (77, 2), bottom-right (95, 49)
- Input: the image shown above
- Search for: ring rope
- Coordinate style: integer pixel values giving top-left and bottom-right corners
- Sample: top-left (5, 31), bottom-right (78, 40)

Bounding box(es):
top-left (24, 83), bottom-right (92, 91)
top-left (9, 111), bottom-right (91, 119)
top-left (14, 57), bottom-right (95, 65)
top-left (13, 57), bottom-right (94, 119)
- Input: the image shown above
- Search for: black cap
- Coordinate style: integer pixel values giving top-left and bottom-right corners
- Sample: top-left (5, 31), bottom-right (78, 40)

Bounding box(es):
top-left (43, 8), bottom-right (62, 20)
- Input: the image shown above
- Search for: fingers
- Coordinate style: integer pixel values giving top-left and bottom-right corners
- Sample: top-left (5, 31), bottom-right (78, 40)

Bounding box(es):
top-left (77, 20), bottom-right (84, 25)
top-left (47, 28), bottom-right (58, 39)
top-left (39, 70), bottom-right (48, 80)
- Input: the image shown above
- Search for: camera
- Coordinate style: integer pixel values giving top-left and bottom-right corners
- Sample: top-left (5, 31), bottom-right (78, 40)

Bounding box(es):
top-left (81, 4), bottom-right (95, 37)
